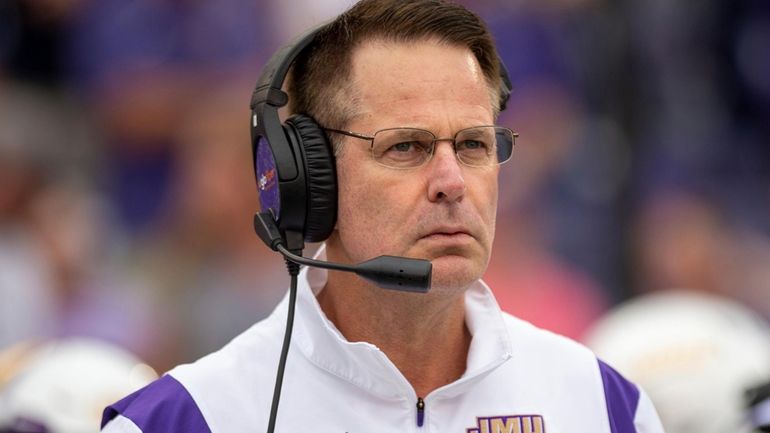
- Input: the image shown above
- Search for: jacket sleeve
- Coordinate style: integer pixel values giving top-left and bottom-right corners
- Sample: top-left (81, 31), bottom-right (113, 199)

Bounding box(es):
top-left (598, 359), bottom-right (666, 433)
top-left (100, 374), bottom-right (212, 433)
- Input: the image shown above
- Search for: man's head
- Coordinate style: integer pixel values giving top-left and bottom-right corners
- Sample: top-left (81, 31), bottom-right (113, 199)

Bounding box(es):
top-left (285, 0), bottom-right (509, 293)
top-left (288, 0), bottom-right (505, 146)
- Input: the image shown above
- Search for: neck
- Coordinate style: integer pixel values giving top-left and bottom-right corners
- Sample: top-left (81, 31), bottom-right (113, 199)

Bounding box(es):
top-left (317, 269), bottom-right (471, 397)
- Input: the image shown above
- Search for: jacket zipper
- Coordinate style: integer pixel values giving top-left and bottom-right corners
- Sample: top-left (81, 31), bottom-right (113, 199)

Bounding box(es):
top-left (416, 397), bottom-right (425, 427)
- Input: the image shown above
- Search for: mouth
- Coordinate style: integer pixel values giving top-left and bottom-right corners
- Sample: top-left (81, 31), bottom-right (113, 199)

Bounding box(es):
top-left (419, 227), bottom-right (474, 241)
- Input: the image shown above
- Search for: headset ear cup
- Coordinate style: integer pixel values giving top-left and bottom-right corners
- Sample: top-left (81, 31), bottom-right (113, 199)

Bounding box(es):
top-left (285, 114), bottom-right (337, 243)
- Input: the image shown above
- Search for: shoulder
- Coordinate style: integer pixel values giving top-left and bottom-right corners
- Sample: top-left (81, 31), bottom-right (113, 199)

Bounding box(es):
top-left (597, 360), bottom-right (666, 433)
top-left (101, 375), bottom-right (211, 433)
top-left (500, 311), bottom-right (596, 362)
top-left (499, 313), bottom-right (665, 433)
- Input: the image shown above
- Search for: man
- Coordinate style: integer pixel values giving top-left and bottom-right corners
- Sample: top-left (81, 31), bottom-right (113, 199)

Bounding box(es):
top-left (101, 1), bottom-right (665, 432)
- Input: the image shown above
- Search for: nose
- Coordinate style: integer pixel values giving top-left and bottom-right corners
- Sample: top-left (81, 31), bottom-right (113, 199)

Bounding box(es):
top-left (426, 141), bottom-right (466, 203)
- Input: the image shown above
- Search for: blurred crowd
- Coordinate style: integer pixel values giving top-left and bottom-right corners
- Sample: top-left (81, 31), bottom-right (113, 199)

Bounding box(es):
top-left (0, 0), bottom-right (768, 431)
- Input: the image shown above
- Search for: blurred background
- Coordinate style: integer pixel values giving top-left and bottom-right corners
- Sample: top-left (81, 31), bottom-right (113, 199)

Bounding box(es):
top-left (0, 0), bottom-right (768, 432)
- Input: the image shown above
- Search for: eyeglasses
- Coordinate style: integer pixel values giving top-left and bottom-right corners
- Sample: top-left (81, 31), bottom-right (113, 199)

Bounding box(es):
top-left (324, 125), bottom-right (517, 169)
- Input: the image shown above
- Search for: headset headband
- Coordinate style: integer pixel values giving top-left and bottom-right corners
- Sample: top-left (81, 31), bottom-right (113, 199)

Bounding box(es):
top-left (250, 25), bottom-right (324, 113)
top-left (251, 24), bottom-right (512, 117)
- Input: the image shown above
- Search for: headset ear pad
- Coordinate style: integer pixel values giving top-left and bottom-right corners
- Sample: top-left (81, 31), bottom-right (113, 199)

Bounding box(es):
top-left (284, 114), bottom-right (338, 243)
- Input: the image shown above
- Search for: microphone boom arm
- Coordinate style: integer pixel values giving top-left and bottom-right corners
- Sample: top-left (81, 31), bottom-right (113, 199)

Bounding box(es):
top-left (255, 212), bottom-right (431, 293)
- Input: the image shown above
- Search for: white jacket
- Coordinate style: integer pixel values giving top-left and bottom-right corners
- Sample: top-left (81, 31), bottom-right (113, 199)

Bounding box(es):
top-left (102, 253), bottom-right (664, 433)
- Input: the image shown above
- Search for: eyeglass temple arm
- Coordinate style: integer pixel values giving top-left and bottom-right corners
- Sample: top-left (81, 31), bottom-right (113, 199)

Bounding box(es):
top-left (323, 128), bottom-right (375, 141)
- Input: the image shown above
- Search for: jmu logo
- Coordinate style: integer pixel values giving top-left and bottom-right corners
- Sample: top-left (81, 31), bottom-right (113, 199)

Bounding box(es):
top-left (258, 168), bottom-right (276, 191)
top-left (467, 415), bottom-right (545, 433)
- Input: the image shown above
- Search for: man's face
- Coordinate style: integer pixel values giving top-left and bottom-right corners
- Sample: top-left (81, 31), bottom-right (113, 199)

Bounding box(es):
top-left (326, 39), bottom-right (499, 292)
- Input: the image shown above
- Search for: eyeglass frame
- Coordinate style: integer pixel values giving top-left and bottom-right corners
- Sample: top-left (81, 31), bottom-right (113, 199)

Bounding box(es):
top-left (323, 125), bottom-right (518, 169)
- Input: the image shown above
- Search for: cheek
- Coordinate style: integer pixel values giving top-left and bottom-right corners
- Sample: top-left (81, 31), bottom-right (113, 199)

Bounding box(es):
top-left (336, 177), bottom-right (370, 230)
top-left (489, 181), bottom-right (499, 220)
top-left (334, 160), bottom-right (417, 253)
top-left (478, 172), bottom-right (499, 242)
top-left (335, 161), bottom-right (389, 240)
top-left (475, 171), bottom-right (499, 213)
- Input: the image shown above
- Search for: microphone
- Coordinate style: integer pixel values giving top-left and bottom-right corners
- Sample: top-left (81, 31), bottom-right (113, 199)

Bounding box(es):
top-left (253, 212), bottom-right (432, 293)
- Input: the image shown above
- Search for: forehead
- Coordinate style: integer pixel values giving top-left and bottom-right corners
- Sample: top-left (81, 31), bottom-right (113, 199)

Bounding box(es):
top-left (348, 39), bottom-right (494, 129)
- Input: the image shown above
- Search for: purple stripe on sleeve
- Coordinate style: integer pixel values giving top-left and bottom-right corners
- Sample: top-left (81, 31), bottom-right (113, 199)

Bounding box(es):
top-left (101, 375), bottom-right (212, 433)
top-left (598, 359), bottom-right (640, 433)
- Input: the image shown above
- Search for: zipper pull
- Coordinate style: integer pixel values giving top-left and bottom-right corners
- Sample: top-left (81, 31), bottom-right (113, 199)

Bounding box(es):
top-left (416, 397), bottom-right (425, 427)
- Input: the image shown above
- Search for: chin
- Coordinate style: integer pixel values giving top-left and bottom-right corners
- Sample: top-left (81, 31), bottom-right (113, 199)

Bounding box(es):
top-left (428, 256), bottom-right (485, 292)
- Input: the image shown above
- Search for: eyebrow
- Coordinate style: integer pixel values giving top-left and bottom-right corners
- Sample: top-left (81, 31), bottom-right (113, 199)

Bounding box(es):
top-left (388, 128), bottom-right (433, 138)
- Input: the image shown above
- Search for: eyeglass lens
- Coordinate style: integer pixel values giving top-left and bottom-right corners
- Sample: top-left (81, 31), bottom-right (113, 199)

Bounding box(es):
top-left (371, 126), bottom-right (514, 168)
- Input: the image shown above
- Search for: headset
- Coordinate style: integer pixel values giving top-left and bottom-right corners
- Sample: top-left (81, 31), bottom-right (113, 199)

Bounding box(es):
top-left (249, 23), bottom-right (512, 251)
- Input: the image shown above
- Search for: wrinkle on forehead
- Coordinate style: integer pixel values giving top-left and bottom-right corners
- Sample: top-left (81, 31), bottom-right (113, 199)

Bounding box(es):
top-left (347, 39), bottom-right (494, 130)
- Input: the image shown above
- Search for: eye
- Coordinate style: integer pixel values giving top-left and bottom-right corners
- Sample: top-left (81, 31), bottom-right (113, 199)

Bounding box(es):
top-left (459, 139), bottom-right (486, 150)
top-left (383, 141), bottom-right (429, 160)
top-left (391, 141), bottom-right (419, 152)
top-left (457, 139), bottom-right (491, 152)
top-left (372, 128), bottom-right (434, 168)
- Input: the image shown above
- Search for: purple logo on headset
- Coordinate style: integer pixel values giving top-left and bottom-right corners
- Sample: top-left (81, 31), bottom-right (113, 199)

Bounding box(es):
top-left (256, 136), bottom-right (281, 219)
